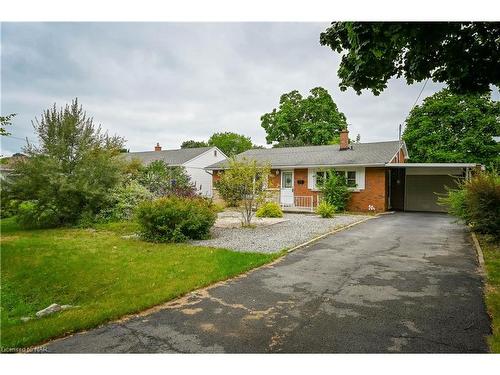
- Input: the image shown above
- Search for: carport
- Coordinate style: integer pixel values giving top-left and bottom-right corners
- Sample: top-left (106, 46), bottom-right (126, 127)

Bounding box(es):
top-left (386, 163), bottom-right (481, 213)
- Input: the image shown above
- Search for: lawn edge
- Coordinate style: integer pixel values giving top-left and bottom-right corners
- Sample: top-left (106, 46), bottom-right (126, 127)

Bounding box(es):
top-left (31, 215), bottom-right (374, 352)
top-left (30, 250), bottom-right (287, 352)
top-left (471, 231), bottom-right (486, 275)
top-left (286, 215), bottom-right (376, 254)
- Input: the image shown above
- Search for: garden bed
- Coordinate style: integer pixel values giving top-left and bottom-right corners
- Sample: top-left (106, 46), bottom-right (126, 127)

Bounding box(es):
top-left (191, 213), bottom-right (371, 253)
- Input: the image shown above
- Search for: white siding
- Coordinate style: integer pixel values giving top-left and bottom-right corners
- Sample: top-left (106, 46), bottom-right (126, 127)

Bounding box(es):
top-left (183, 147), bottom-right (227, 197)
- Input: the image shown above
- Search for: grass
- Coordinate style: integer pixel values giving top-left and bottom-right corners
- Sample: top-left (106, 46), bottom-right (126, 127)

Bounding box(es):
top-left (477, 234), bottom-right (500, 353)
top-left (0, 217), bottom-right (279, 349)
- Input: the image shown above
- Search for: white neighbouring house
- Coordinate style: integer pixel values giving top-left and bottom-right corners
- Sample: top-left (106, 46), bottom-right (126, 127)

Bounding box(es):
top-left (122, 144), bottom-right (227, 197)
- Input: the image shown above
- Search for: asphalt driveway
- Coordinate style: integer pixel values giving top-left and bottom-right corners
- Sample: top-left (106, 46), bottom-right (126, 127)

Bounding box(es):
top-left (42, 213), bottom-right (490, 353)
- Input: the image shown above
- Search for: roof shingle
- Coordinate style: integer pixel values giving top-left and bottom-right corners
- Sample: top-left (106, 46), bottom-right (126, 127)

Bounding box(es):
top-left (206, 141), bottom-right (403, 169)
top-left (121, 147), bottom-right (212, 166)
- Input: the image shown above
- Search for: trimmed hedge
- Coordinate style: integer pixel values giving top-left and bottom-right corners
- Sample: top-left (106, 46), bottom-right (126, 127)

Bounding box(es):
top-left (136, 196), bottom-right (217, 242)
top-left (256, 202), bottom-right (283, 218)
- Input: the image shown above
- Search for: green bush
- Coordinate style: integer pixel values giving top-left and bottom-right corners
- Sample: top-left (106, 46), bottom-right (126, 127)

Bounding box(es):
top-left (316, 201), bottom-right (336, 218)
top-left (97, 181), bottom-right (153, 222)
top-left (440, 171), bottom-right (500, 238)
top-left (320, 170), bottom-right (351, 211)
top-left (3, 99), bottom-right (124, 228)
top-left (256, 202), bottom-right (283, 218)
top-left (136, 196), bottom-right (217, 242)
top-left (17, 200), bottom-right (60, 229)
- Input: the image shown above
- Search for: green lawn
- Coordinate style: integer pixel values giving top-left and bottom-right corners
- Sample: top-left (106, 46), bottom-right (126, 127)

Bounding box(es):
top-left (0, 217), bottom-right (279, 349)
top-left (479, 234), bottom-right (500, 353)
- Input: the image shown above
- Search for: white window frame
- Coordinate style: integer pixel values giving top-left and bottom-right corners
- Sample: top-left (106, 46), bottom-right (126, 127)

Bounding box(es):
top-left (308, 167), bottom-right (365, 191)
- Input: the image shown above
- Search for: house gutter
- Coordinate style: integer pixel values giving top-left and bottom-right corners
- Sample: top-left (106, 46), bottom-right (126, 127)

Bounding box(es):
top-left (206, 163), bottom-right (386, 171)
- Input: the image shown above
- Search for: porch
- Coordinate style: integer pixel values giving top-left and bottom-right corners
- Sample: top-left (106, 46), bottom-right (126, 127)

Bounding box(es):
top-left (276, 195), bottom-right (321, 213)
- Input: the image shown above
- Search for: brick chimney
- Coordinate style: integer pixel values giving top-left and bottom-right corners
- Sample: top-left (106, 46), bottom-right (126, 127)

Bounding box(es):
top-left (154, 142), bottom-right (162, 151)
top-left (339, 129), bottom-right (349, 150)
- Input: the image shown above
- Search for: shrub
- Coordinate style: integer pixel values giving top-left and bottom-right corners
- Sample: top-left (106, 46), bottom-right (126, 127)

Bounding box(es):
top-left (256, 202), bottom-right (283, 218)
top-left (213, 158), bottom-right (270, 225)
top-left (3, 99), bottom-right (124, 228)
top-left (17, 200), bottom-right (60, 229)
top-left (139, 160), bottom-right (195, 198)
top-left (316, 201), bottom-right (336, 218)
top-left (440, 171), bottom-right (500, 238)
top-left (97, 181), bottom-right (153, 222)
top-left (136, 196), bottom-right (217, 242)
top-left (320, 170), bottom-right (351, 211)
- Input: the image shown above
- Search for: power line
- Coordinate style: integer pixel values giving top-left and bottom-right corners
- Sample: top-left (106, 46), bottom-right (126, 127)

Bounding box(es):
top-left (410, 78), bottom-right (429, 111)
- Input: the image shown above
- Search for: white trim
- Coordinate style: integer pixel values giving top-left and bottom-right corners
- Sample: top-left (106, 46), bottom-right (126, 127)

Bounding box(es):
top-left (207, 162), bottom-right (385, 170)
top-left (386, 163), bottom-right (479, 168)
top-left (308, 167), bottom-right (366, 191)
top-left (181, 146), bottom-right (228, 166)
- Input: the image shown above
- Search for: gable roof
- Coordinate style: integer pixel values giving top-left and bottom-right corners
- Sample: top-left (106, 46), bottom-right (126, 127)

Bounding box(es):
top-left (121, 147), bottom-right (213, 166)
top-left (207, 141), bottom-right (405, 169)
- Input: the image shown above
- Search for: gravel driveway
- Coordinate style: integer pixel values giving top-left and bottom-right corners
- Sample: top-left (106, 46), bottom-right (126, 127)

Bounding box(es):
top-left (191, 213), bottom-right (371, 253)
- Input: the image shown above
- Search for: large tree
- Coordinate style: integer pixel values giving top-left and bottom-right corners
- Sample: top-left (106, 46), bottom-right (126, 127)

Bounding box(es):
top-left (4, 99), bottom-right (125, 227)
top-left (403, 89), bottom-right (500, 169)
top-left (260, 87), bottom-right (348, 147)
top-left (208, 132), bottom-right (253, 156)
top-left (180, 140), bottom-right (208, 148)
top-left (320, 22), bottom-right (500, 95)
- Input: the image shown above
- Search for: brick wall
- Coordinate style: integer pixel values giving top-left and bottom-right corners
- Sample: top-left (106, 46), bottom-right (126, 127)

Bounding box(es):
top-left (347, 167), bottom-right (388, 212)
top-left (212, 167), bottom-right (389, 212)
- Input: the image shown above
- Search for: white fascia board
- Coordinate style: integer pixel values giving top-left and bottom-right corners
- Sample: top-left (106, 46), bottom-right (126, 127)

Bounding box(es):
top-left (181, 146), bottom-right (228, 167)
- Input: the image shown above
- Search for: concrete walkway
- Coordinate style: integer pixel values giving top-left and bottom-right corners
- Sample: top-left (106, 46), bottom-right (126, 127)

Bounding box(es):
top-left (42, 213), bottom-right (490, 353)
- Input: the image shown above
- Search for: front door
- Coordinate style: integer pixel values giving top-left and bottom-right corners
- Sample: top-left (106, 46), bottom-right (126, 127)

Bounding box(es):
top-left (280, 170), bottom-right (294, 206)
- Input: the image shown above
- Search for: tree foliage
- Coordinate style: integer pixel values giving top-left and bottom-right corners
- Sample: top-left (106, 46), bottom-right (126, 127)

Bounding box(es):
top-left (261, 87), bottom-right (347, 147)
top-left (402, 89), bottom-right (500, 169)
top-left (439, 171), bottom-right (500, 238)
top-left (139, 160), bottom-right (195, 198)
top-left (320, 22), bottom-right (500, 95)
top-left (214, 158), bottom-right (270, 225)
top-left (208, 132), bottom-right (253, 157)
top-left (320, 170), bottom-right (351, 212)
top-left (4, 99), bottom-right (124, 227)
top-left (181, 140), bottom-right (208, 148)
top-left (0, 113), bottom-right (16, 136)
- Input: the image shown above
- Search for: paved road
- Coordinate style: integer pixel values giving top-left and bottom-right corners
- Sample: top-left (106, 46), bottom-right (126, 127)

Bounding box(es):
top-left (43, 213), bottom-right (490, 353)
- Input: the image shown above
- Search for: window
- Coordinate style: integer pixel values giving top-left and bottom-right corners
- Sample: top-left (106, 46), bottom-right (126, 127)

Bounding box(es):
top-left (214, 150), bottom-right (218, 157)
top-left (315, 171), bottom-right (326, 188)
top-left (314, 170), bottom-right (357, 189)
top-left (282, 171), bottom-right (293, 188)
top-left (346, 171), bottom-right (357, 187)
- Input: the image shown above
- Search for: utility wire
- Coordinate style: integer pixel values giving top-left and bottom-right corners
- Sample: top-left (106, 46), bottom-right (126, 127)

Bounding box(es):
top-left (410, 78), bottom-right (429, 111)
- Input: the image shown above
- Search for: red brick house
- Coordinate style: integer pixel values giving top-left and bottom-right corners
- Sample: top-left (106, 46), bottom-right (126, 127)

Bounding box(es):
top-left (206, 131), bottom-right (480, 213)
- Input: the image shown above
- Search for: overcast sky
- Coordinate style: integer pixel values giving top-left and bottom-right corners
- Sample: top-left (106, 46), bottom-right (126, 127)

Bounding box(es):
top-left (0, 22), bottom-right (487, 156)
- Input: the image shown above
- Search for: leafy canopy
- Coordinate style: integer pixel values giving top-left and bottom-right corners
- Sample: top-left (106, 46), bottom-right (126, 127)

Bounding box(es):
top-left (320, 22), bottom-right (500, 95)
top-left (138, 160), bottom-right (195, 198)
top-left (0, 113), bottom-right (16, 136)
top-left (214, 157), bottom-right (270, 225)
top-left (208, 132), bottom-right (253, 157)
top-left (4, 99), bottom-right (125, 227)
top-left (402, 89), bottom-right (500, 170)
top-left (260, 87), bottom-right (347, 147)
top-left (181, 140), bottom-right (209, 149)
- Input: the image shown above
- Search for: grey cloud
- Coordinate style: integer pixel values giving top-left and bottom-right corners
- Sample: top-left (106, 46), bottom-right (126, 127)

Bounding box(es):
top-left (1, 22), bottom-right (485, 156)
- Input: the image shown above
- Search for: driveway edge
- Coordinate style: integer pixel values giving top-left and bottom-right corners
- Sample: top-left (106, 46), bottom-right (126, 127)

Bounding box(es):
top-left (286, 216), bottom-right (376, 253)
top-left (471, 232), bottom-right (486, 275)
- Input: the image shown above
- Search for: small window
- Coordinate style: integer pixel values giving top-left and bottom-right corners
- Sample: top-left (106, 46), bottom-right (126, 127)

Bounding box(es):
top-left (282, 171), bottom-right (293, 188)
top-left (214, 150), bottom-right (217, 157)
top-left (315, 171), bottom-right (326, 188)
top-left (346, 171), bottom-right (357, 187)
